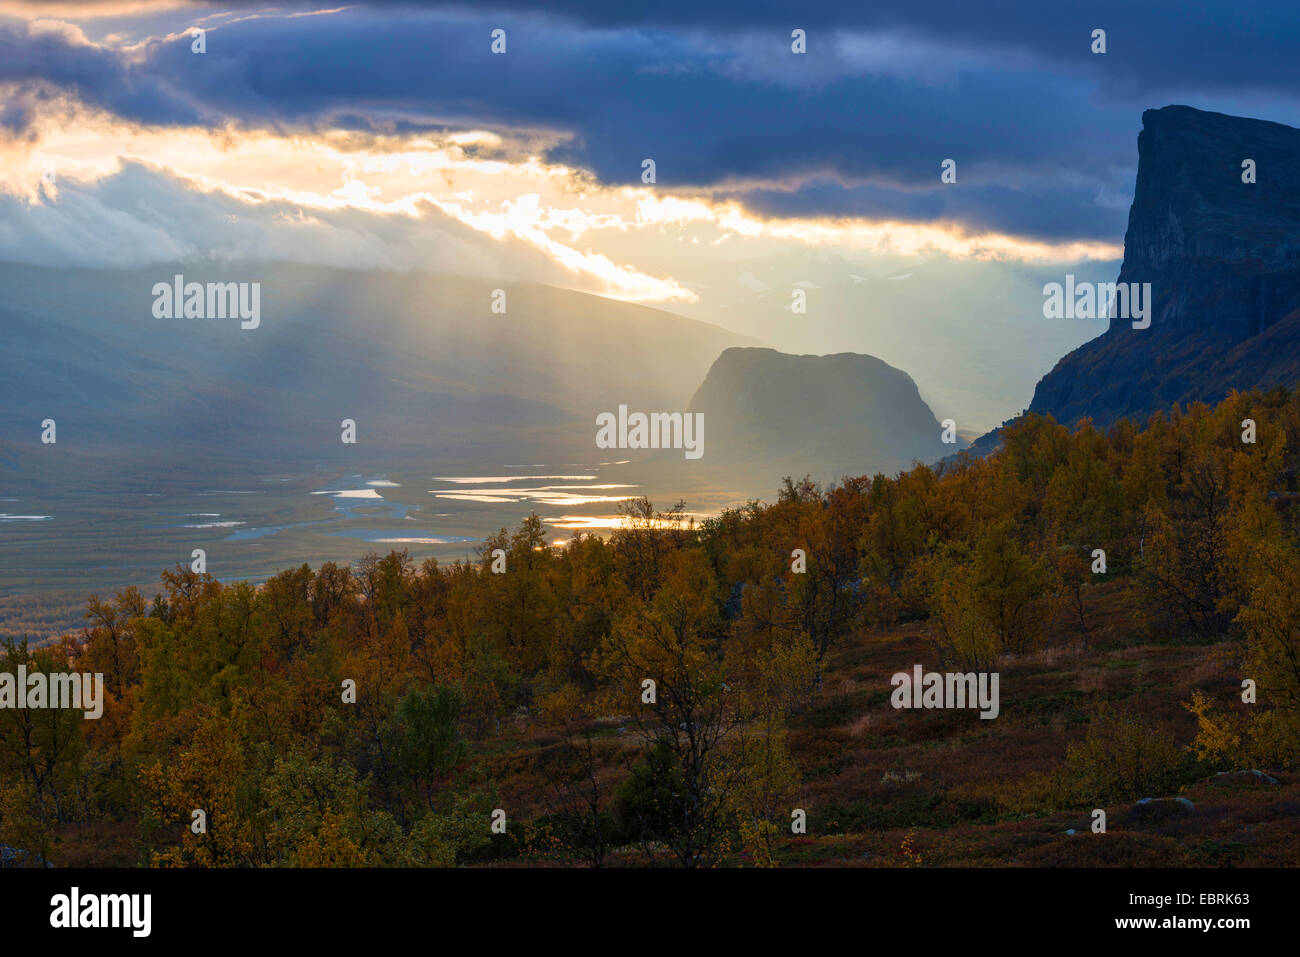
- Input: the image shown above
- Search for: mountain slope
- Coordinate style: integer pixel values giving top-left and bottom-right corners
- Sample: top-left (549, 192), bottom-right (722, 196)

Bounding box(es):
top-left (684, 347), bottom-right (950, 491)
top-left (0, 263), bottom-right (761, 471)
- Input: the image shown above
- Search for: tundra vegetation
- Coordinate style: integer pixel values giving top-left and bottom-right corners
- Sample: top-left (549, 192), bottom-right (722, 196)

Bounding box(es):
top-left (4, 388), bottom-right (1300, 867)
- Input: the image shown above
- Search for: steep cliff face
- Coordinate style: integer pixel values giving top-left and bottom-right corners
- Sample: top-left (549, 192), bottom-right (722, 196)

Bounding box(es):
top-left (1028, 105), bottom-right (1300, 428)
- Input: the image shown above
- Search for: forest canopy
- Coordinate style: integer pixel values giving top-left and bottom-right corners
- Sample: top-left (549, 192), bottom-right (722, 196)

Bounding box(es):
top-left (4, 388), bottom-right (1300, 867)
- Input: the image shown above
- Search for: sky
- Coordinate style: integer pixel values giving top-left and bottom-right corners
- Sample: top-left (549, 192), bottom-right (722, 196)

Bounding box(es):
top-left (3, 1), bottom-right (1298, 429)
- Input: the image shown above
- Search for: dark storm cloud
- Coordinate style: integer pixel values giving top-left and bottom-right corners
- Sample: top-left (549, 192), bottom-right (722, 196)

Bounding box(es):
top-left (7, 2), bottom-right (1298, 241)
top-left (732, 179), bottom-right (1131, 245)
top-left (0, 22), bottom-right (203, 130)
top-left (374, 0), bottom-right (1300, 96)
top-left (143, 0), bottom-right (1300, 99)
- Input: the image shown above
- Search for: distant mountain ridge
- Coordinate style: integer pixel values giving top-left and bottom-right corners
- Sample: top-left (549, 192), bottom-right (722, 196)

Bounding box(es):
top-left (1027, 105), bottom-right (1300, 429)
top-left (685, 347), bottom-right (951, 492)
top-left (0, 262), bottom-right (761, 479)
